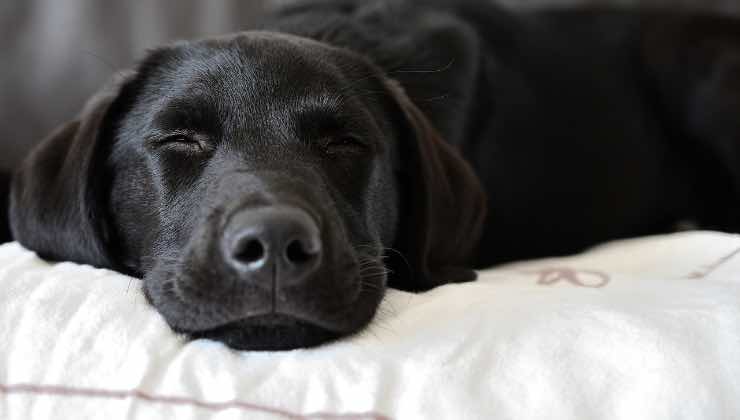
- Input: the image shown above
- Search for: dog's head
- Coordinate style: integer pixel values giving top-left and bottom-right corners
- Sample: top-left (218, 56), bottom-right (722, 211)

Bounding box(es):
top-left (11, 31), bottom-right (486, 350)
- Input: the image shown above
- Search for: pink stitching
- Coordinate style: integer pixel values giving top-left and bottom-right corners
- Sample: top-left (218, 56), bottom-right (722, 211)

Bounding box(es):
top-left (0, 383), bottom-right (392, 420)
top-left (523, 268), bottom-right (610, 288)
top-left (686, 246), bottom-right (740, 280)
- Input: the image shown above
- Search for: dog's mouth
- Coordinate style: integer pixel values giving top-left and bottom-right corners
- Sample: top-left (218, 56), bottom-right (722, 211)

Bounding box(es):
top-left (146, 263), bottom-right (388, 350)
top-left (172, 275), bottom-right (386, 350)
top-left (187, 314), bottom-right (343, 351)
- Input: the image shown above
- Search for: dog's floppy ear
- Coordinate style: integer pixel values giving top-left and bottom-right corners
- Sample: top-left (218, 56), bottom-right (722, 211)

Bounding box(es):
top-left (384, 79), bottom-right (487, 291)
top-left (10, 72), bottom-right (135, 269)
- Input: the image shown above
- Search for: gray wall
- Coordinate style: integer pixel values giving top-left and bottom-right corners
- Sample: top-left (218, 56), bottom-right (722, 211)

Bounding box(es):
top-left (2, 0), bottom-right (739, 171)
top-left (1, 0), bottom-right (267, 170)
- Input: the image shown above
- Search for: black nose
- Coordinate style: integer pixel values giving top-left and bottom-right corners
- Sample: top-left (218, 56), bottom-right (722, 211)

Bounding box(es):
top-left (223, 206), bottom-right (322, 285)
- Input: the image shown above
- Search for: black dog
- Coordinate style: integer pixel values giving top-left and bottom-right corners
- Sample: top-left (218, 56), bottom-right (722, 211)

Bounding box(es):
top-left (7, 0), bottom-right (740, 350)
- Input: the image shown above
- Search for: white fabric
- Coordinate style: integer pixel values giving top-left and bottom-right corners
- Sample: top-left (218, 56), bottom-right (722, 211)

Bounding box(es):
top-left (1, 231), bottom-right (739, 420)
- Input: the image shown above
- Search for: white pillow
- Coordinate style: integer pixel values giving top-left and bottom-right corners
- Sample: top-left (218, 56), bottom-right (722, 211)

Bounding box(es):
top-left (1, 231), bottom-right (740, 420)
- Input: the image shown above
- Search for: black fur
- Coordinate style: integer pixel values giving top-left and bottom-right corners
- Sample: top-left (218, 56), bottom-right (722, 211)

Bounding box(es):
top-left (7, 0), bottom-right (740, 350)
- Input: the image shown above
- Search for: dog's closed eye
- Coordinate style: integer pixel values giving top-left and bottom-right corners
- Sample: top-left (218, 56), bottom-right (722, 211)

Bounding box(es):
top-left (322, 135), bottom-right (368, 155)
top-left (148, 133), bottom-right (212, 155)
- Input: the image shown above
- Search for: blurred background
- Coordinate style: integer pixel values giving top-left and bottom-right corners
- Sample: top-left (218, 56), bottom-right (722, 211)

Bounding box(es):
top-left (2, 0), bottom-right (739, 171)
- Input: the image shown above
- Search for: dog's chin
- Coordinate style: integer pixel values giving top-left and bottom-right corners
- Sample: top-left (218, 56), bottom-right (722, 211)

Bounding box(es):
top-left (187, 314), bottom-right (344, 351)
top-left (175, 285), bottom-right (386, 351)
top-left (144, 254), bottom-right (389, 351)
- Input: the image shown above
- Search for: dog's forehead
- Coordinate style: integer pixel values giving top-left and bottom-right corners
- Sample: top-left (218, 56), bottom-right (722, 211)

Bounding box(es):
top-left (172, 31), bottom-right (368, 96)
top-left (137, 30), bottom-right (381, 124)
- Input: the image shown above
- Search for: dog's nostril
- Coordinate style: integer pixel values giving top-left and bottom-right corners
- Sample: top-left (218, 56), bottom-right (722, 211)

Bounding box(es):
top-left (235, 239), bottom-right (265, 264)
top-left (224, 206), bottom-right (322, 280)
top-left (285, 239), bottom-right (316, 265)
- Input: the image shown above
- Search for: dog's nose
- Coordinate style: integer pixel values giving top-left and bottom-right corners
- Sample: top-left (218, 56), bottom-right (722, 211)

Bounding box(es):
top-left (223, 206), bottom-right (322, 285)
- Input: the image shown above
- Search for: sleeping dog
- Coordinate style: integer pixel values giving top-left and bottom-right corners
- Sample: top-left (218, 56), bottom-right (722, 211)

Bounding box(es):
top-left (7, 0), bottom-right (740, 350)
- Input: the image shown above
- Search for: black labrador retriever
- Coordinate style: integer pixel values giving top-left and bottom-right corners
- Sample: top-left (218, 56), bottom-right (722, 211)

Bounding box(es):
top-left (6, 0), bottom-right (740, 350)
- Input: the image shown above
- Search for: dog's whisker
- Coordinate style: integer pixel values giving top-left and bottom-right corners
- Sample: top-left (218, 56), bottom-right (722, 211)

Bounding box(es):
top-left (362, 270), bottom-right (388, 276)
top-left (360, 275), bottom-right (389, 284)
top-left (359, 268), bottom-right (391, 276)
top-left (360, 274), bottom-right (390, 281)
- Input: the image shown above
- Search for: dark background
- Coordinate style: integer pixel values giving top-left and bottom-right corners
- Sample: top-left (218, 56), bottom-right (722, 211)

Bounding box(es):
top-left (2, 0), bottom-right (739, 171)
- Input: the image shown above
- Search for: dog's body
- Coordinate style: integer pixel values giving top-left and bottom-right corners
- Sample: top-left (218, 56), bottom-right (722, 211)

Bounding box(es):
top-left (6, 0), bottom-right (740, 350)
top-left (271, 1), bottom-right (740, 265)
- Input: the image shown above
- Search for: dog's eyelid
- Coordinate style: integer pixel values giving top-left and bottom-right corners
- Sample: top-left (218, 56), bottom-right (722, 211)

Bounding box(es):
top-left (328, 134), bottom-right (362, 145)
top-left (321, 134), bottom-right (371, 155)
top-left (146, 131), bottom-right (212, 154)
